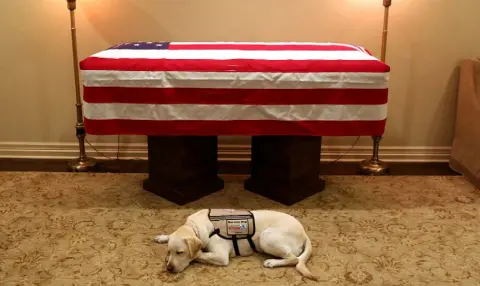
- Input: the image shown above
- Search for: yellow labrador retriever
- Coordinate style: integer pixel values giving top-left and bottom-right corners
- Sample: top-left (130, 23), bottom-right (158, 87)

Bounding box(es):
top-left (153, 209), bottom-right (317, 280)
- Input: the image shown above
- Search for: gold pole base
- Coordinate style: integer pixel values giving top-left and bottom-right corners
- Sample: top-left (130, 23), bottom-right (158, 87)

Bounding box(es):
top-left (68, 157), bottom-right (97, 172)
top-left (359, 158), bottom-right (389, 176)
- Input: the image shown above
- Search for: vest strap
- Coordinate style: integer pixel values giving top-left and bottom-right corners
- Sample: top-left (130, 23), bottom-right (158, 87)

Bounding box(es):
top-left (209, 228), bottom-right (220, 238)
top-left (247, 237), bottom-right (257, 252)
top-left (232, 235), bottom-right (240, 256)
top-left (208, 209), bottom-right (257, 256)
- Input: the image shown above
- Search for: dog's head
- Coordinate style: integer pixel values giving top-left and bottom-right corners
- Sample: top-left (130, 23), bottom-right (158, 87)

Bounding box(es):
top-left (165, 226), bottom-right (203, 273)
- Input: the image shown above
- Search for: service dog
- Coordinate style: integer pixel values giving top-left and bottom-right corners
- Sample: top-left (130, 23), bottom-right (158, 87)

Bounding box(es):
top-left (153, 209), bottom-right (317, 280)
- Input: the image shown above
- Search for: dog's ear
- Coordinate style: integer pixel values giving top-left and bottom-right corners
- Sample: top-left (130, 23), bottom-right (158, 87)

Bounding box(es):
top-left (184, 236), bottom-right (203, 258)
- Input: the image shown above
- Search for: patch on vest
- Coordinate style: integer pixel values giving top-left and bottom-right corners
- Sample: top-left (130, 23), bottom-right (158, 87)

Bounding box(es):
top-left (208, 209), bottom-right (255, 240)
top-left (226, 219), bottom-right (249, 235)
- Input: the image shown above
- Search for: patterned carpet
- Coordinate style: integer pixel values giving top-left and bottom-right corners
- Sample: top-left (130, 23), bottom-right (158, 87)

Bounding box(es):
top-left (1, 172), bottom-right (480, 285)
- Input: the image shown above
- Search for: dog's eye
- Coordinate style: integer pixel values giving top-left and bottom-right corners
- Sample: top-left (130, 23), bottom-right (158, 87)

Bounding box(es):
top-left (176, 251), bottom-right (184, 255)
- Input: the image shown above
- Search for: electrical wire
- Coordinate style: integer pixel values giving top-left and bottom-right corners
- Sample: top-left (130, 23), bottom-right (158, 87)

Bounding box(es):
top-left (116, 135), bottom-right (120, 160)
top-left (86, 135), bottom-right (145, 160)
top-left (327, 136), bottom-right (360, 164)
top-left (85, 135), bottom-right (360, 164)
top-left (85, 138), bottom-right (116, 160)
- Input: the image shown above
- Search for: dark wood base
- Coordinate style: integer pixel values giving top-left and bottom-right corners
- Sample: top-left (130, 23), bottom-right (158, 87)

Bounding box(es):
top-left (244, 136), bottom-right (326, 205)
top-left (143, 176), bottom-right (224, 205)
top-left (143, 136), bottom-right (224, 205)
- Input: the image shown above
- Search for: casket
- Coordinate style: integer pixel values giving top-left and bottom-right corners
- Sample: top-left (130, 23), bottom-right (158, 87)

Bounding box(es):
top-left (80, 42), bottom-right (390, 136)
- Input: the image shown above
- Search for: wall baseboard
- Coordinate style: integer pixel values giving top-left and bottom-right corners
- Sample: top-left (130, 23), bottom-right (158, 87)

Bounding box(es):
top-left (0, 142), bottom-right (451, 163)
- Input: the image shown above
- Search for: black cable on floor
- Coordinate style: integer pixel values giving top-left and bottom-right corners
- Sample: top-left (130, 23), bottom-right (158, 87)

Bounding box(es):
top-left (86, 135), bottom-right (361, 164)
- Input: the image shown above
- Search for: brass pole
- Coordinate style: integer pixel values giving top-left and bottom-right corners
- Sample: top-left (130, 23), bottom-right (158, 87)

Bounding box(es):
top-left (66, 0), bottom-right (97, 172)
top-left (359, 0), bottom-right (391, 175)
top-left (380, 0), bottom-right (391, 62)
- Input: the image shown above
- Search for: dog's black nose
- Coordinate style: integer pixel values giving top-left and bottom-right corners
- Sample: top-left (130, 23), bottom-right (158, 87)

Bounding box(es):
top-left (166, 264), bottom-right (174, 272)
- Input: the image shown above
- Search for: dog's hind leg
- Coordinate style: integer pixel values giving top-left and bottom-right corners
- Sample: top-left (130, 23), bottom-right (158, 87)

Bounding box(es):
top-left (259, 227), bottom-right (318, 281)
top-left (263, 254), bottom-right (298, 268)
top-left (259, 228), bottom-right (302, 268)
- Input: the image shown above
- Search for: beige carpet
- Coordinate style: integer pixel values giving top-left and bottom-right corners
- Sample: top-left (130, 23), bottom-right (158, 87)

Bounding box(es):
top-left (1, 172), bottom-right (480, 285)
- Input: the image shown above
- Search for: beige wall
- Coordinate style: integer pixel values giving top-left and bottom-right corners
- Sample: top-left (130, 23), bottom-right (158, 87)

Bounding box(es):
top-left (0, 0), bottom-right (478, 151)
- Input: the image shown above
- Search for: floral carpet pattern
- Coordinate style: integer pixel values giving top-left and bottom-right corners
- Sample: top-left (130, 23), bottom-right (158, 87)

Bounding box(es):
top-left (0, 172), bottom-right (480, 285)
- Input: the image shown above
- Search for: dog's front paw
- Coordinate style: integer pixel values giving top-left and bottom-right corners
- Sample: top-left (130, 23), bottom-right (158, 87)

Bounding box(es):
top-left (153, 235), bottom-right (169, 244)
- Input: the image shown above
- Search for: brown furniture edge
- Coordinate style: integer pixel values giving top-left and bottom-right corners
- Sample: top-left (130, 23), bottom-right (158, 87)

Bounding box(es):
top-left (0, 158), bottom-right (460, 176)
top-left (449, 158), bottom-right (480, 189)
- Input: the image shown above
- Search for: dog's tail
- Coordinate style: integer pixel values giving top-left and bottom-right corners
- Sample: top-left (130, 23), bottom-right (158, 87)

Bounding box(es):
top-left (296, 234), bottom-right (318, 281)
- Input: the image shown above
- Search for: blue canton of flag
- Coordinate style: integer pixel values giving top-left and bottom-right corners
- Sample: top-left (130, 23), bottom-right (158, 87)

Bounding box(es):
top-left (108, 42), bottom-right (170, 50)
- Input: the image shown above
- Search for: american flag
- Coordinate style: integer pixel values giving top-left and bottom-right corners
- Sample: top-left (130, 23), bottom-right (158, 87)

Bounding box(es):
top-left (80, 42), bottom-right (389, 136)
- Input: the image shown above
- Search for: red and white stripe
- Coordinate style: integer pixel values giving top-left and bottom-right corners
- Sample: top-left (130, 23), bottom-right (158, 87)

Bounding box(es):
top-left (80, 42), bottom-right (390, 136)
